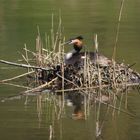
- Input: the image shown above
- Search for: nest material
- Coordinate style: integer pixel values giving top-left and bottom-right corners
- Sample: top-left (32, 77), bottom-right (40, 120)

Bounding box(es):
top-left (39, 56), bottom-right (140, 93)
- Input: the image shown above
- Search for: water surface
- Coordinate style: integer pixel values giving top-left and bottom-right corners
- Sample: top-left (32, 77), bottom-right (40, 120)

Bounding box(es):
top-left (0, 0), bottom-right (140, 140)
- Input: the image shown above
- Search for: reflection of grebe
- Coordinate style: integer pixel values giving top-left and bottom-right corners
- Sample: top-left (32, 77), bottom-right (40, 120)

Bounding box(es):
top-left (64, 36), bottom-right (111, 66)
top-left (72, 105), bottom-right (85, 120)
top-left (67, 93), bottom-right (85, 120)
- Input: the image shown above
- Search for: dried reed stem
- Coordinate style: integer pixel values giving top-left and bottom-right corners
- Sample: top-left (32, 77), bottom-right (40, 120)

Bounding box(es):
top-left (24, 77), bottom-right (57, 94)
top-left (0, 71), bottom-right (34, 83)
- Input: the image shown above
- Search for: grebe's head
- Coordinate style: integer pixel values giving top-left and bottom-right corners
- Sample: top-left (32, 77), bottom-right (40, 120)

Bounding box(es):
top-left (69, 36), bottom-right (83, 46)
top-left (70, 36), bottom-right (84, 52)
top-left (62, 36), bottom-right (84, 46)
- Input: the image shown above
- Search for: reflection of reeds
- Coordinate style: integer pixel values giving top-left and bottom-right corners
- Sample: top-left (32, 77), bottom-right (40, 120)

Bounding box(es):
top-left (37, 94), bottom-right (42, 127)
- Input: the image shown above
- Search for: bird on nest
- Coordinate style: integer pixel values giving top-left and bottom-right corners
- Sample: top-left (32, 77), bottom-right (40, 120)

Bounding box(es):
top-left (63, 36), bottom-right (111, 67)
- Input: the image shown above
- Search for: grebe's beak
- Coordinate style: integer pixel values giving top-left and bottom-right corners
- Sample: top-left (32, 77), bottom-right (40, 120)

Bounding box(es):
top-left (61, 40), bottom-right (74, 46)
top-left (68, 40), bottom-right (76, 44)
top-left (61, 35), bottom-right (83, 46)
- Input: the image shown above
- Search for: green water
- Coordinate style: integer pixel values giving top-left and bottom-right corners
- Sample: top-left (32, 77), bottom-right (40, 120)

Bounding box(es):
top-left (0, 0), bottom-right (140, 140)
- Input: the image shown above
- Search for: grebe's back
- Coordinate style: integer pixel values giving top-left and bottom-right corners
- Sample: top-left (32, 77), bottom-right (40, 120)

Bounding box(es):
top-left (65, 52), bottom-right (111, 66)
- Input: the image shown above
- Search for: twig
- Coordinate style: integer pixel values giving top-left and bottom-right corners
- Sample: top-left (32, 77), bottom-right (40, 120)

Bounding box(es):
top-left (0, 59), bottom-right (53, 71)
top-left (55, 83), bottom-right (139, 93)
top-left (24, 77), bottom-right (57, 94)
top-left (0, 71), bottom-right (35, 83)
top-left (1, 82), bottom-right (31, 89)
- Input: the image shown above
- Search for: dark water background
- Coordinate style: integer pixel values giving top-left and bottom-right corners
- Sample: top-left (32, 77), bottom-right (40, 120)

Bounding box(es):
top-left (0, 0), bottom-right (140, 140)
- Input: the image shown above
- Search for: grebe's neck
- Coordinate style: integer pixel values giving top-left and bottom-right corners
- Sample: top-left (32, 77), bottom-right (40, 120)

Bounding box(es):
top-left (73, 44), bottom-right (83, 52)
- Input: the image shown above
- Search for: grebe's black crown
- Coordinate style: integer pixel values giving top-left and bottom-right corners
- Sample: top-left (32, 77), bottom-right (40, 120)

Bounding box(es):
top-left (70, 36), bottom-right (84, 41)
top-left (75, 36), bottom-right (83, 40)
top-left (62, 36), bottom-right (84, 45)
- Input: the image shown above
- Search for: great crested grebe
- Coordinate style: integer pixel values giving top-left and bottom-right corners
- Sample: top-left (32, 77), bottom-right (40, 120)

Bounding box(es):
top-left (64, 36), bottom-right (111, 66)
top-left (65, 36), bottom-right (83, 60)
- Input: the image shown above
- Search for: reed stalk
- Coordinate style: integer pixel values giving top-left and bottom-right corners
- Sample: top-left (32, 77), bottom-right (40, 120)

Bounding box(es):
top-left (24, 44), bottom-right (30, 72)
top-left (61, 38), bottom-right (65, 111)
top-left (124, 66), bottom-right (128, 109)
top-left (112, 0), bottom-right (125, 61)
top-left (49, 125), bottom-right (53, 140)
top-left (94, 34), bottom-right (102, 137)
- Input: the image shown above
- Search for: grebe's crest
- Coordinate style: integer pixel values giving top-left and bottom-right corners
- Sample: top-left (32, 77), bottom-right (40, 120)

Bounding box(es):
top-left (71, 36), bottom-right (84, 40)
top-left (75, 36), bottom-right (83, 40)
